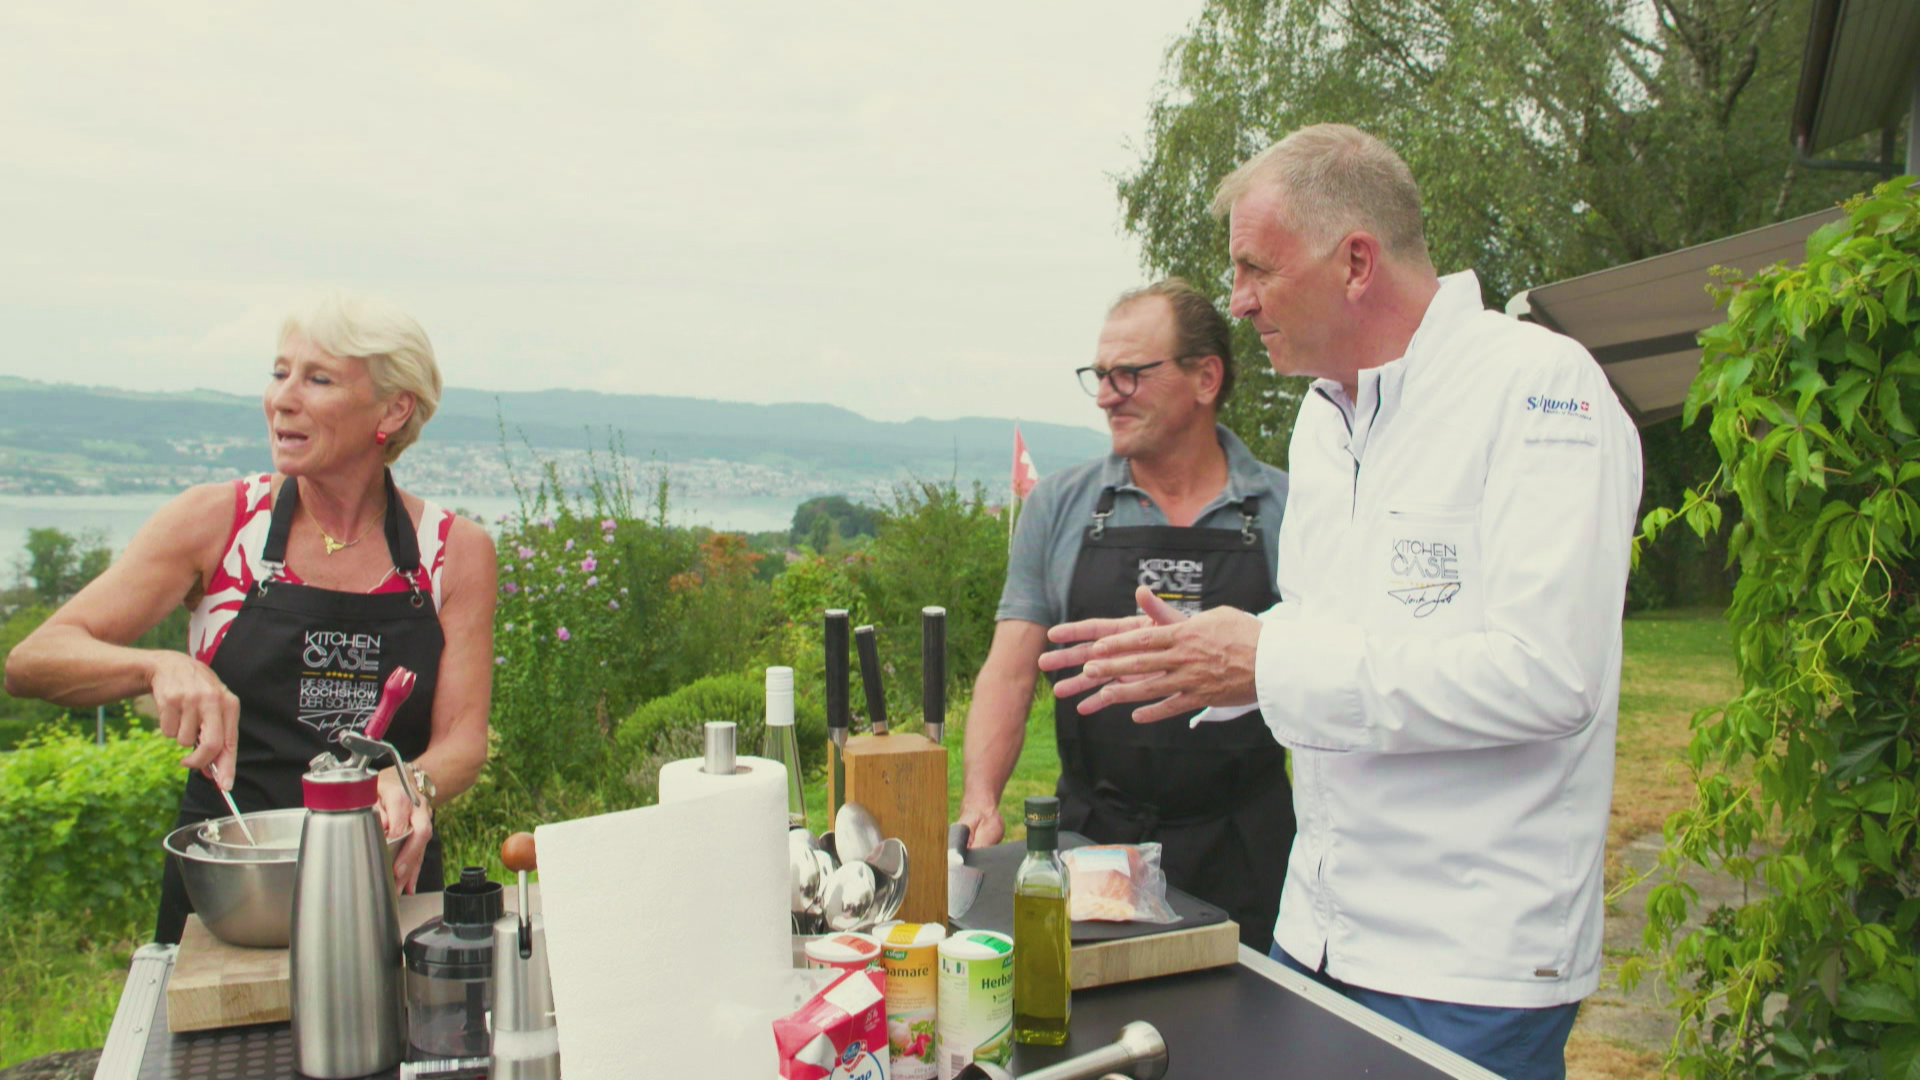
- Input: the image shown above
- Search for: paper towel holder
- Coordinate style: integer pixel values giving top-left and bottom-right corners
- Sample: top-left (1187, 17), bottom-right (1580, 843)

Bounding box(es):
top-left (702, 721), bottom-right (753, 776)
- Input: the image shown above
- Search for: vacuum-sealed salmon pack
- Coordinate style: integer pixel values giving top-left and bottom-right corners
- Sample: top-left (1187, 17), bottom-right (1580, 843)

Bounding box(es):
top-left (1060, 843), bottom-right (1178, 924)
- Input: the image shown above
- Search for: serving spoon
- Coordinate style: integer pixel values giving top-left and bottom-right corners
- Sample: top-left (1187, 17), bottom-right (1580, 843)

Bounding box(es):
top-left (214, 764), bottom-right (256, 846)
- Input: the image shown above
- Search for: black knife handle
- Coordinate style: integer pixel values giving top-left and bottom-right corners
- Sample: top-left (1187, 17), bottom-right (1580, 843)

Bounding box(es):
top-left (854, 624), bottom-right (888, 733)
top-left (921, 606), bottom-right (946, 736)
top-left (824, 609), bottom-right (851, 734)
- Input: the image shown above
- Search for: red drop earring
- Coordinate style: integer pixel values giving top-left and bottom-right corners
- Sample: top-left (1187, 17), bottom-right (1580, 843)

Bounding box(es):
top-left (375, 431), bottom-right (389, 446)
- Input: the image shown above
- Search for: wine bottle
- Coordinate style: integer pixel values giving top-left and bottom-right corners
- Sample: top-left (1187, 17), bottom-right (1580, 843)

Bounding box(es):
top-left (764, 666), bottom-right (807, 829)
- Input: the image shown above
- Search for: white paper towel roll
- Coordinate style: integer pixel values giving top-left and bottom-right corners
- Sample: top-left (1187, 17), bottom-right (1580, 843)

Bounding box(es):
top-left (535, 755), bottom-right (791, 1080)
top-left (658, 753), bottom-right (786, 806)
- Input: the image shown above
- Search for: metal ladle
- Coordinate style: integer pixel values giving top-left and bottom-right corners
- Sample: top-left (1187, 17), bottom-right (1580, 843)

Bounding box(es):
top-left (866, 837), bottom-right (909, 924)
top-left (789, 827), bottom-right (825, 915)
top-left (834, 802), bottom-right (884, 865)
top-left (821, 859), bottom-right (879, 931)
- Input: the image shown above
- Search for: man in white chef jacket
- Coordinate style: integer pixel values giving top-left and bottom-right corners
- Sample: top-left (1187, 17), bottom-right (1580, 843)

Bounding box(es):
top-left (1041, 124), bottom-right (1642, 1080)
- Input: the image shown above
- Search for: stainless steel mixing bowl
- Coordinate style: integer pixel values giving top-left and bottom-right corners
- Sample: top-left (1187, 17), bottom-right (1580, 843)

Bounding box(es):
top-left (163, 807), bottom-right (410, 947)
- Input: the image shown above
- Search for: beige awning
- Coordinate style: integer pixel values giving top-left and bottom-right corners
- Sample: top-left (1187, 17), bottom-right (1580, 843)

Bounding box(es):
top-left (1504, 205), bottom-right (1845, 425)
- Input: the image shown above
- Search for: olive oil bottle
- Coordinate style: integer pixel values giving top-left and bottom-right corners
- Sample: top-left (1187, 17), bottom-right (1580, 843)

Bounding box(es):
top-left (1013, 795), bottom-right (1070, 1045)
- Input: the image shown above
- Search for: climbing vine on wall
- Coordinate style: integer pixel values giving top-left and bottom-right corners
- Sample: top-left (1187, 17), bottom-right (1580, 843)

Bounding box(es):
top-left (1634, 177), bottom-right (1920, 1078)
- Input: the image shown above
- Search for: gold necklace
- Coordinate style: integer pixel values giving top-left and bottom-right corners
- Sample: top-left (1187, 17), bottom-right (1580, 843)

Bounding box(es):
top-left (303, 502), bottom-right (385, 555)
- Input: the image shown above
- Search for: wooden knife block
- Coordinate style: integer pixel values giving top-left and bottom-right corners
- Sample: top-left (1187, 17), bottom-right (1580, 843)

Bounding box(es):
top-left (841, 732), bottom-right (948, 927)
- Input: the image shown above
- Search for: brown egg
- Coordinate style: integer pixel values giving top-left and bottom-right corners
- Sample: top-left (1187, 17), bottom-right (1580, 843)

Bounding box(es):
top-left (501, 831), bottom-right (538, 872)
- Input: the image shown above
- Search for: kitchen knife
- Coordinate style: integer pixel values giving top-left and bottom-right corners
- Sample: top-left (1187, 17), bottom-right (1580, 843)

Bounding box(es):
top-left (921, 606), bottom-right (946, 745)
top-left (854, 624), bottom-right (888, 736)
top-left (948, 822), bottom-right (985, 920)
top-left (824, 609), bottom-right (851, 809)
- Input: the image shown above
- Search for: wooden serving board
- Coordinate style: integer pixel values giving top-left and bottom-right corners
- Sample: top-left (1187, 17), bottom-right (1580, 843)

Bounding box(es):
top-left (167, 883), bottom-right (541, 1033)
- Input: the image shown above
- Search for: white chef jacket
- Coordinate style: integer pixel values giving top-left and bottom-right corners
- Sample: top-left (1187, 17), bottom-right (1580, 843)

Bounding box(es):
top-left (1245, 270), bottom-right (1642, 1008)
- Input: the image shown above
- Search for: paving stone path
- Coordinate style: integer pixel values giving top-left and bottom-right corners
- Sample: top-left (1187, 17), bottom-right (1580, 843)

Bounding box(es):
top-left (1574, 831), bottom-right (1766, 1063)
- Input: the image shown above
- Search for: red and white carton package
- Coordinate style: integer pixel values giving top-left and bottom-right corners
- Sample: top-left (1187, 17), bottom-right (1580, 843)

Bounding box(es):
top-left (774, 967), bottom-right (890, 1080)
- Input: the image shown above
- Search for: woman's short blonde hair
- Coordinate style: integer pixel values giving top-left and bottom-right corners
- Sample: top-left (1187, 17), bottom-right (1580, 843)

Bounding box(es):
top-left (280, 292), bottom-right (442, 463)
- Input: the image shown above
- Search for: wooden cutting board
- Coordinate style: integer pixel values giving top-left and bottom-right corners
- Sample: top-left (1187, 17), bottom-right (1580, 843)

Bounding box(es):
top-left (167, 883), bottom-right (541, 1033)
top-left (949, 835), bottom-right (1240, 990)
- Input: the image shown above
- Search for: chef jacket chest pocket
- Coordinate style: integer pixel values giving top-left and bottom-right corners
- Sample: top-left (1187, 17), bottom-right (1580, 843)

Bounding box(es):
top-left (1371, 504), bottom-right (1481, 630)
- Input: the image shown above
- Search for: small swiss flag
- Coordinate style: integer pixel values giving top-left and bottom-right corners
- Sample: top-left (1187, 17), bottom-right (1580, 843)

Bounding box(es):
top-left (1012, 426), bottom-right (1041, 499)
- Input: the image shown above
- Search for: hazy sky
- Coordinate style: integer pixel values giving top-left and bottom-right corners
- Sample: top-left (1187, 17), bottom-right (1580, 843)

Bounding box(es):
top-left (0, 4), bottom-right (1207, 432)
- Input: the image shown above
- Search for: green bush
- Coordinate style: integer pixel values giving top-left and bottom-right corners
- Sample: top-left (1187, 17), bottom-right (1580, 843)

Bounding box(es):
top-left (616, 671), bottom-right (827, 777)
top-left (1636, 176), bottom-right (1920, 1076)
top-left (0, 727), bottom-right (182, 934)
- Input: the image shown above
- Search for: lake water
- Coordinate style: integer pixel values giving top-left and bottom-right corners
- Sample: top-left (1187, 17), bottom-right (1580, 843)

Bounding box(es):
top-left (0, 491), bottom-right (803, 563)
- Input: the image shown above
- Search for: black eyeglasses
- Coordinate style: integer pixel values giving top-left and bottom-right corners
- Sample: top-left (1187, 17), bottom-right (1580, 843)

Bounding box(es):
top-left (1076, 360), bottom-right (1170, 398)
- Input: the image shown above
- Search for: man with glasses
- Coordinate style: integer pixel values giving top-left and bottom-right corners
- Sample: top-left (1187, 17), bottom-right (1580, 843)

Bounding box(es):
top-left (956, 278), bottom-right (1294, 953)
top-left (1039, 126), bottom-right (1640, 1080)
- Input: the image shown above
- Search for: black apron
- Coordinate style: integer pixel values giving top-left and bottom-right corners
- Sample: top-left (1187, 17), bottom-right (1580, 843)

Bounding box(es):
top-left (156, 470), bottom-right (448, 944)
top-left (1049, 487), bottom-right (1296, 953)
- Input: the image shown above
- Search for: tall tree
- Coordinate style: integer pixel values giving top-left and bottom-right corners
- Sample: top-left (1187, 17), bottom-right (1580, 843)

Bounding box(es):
top-left (1119, 0), bottom-right (1883, 466)
top-left (20, 527), bottom-right (110, 607)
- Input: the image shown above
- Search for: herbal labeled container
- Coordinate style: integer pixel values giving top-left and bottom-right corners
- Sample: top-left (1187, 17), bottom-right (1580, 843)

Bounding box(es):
top-left (1013, 795), bottom-right (1070, 1045)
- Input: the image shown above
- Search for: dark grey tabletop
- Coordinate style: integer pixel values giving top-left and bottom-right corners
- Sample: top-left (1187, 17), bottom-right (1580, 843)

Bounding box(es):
top-left (97, 942), bottom-right (1493, 1080)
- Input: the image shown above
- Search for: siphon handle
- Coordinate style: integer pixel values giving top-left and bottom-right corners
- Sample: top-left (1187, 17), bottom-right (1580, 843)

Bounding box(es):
top-left (364, 666), bottom-right (417, 741)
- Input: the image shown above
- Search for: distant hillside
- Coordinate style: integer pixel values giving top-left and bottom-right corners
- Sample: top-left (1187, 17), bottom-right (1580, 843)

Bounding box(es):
top-left (0, 377), bottom-right (1109, 495)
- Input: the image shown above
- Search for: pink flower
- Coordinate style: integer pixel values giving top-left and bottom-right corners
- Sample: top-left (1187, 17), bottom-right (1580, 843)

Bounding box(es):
top-left (608, 599), bottom-right (620, 610)
top-left (601, 518), bottom-right (616, 530)
top-left (556, 627), bottom-right (571, 641)
top-left (517, 545), bottom-right (534, 560)
top-left (541, 517), bottom-right (555, 529)
top-left (587, 575), bottom-right (598, 587)
top-left (503, 563), bottom-right (515, 573)
top-left (504, 622), bottom-right (515, 631)
top-left (494, 656), bottom-right (506, 665)
top-left (580, 556), bottom-right (597, 573)
top-left (564, 538), bottom-right (576, 552)
top-left (503, 582), bottom-right (519, 594)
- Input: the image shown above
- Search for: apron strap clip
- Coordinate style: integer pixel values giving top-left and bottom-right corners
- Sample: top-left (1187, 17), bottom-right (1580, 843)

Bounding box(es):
top-left (1091, 486), bottom-right (1119, 541)
top-left (1239, 494), bottom-right (1259, 545)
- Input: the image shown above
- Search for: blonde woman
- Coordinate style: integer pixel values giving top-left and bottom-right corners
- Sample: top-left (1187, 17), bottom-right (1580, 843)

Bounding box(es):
top-left (6, 293), bottom-right (496, 943)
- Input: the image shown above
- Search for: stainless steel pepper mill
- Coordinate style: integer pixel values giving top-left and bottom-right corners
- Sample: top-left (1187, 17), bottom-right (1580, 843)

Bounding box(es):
top-left (290, 667), bottom-right (423, 1080)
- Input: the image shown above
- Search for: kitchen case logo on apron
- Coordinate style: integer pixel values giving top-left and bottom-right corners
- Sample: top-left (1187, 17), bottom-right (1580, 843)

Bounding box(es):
top-left (298, 629), bottom-right (383, 738)
top-left (1137, 556), bottom-right (1205, 616)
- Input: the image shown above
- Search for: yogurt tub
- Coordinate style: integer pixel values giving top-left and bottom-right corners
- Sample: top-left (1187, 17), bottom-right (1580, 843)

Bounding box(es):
top-left (804, 931), bottom-right (884, 973)
top-left (936, 930), bottom-right (1015, 1080)
top-left (881, 922), bottom-right (947, 1080)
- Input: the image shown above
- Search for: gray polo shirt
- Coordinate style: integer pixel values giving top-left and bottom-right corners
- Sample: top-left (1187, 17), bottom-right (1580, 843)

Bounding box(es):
top-left (997, 425), bottom-right (1289, 627)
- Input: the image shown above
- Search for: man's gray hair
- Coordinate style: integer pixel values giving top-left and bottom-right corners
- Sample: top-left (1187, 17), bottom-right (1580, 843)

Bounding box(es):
top-left (1210, 124), bottom-right (1431, 265)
